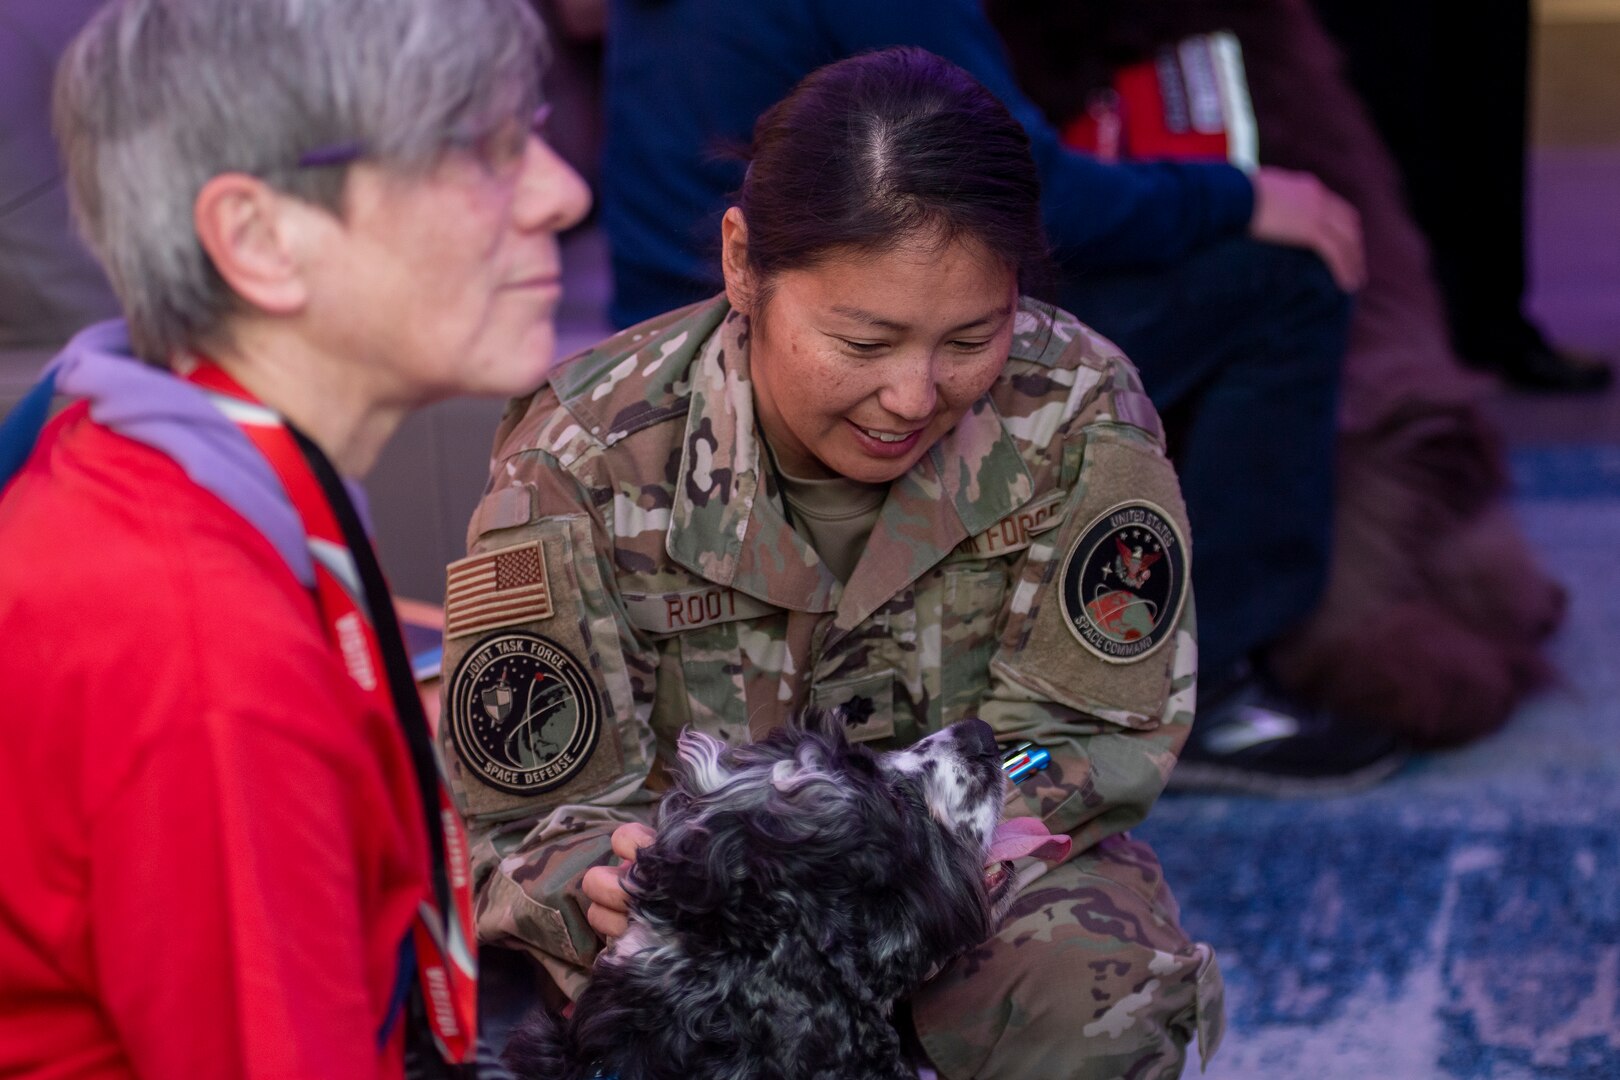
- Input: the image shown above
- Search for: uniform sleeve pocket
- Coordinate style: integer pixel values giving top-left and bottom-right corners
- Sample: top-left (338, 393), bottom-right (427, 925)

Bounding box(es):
top-left (438, 513), bottom-right (636, 824)
top-left (993, 426), bottom-right (1193, 728)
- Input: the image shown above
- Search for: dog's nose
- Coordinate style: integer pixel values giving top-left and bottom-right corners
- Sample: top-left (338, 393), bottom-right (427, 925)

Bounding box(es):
top-left (956, 717), bottom-right (998, 759)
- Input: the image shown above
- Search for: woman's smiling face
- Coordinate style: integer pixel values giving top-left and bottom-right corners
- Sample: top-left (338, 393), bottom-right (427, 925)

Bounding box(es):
top-left (727, 213), bottom-right (1018, 485)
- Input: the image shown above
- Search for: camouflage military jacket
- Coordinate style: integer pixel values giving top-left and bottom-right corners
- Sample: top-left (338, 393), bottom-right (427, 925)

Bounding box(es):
top-left (438, 295), bottom-right (1197, 994)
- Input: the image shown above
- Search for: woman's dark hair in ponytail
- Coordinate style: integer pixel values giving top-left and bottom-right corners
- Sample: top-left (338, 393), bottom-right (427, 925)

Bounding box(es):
top-left (733, 46), bottom-right (1051, 308)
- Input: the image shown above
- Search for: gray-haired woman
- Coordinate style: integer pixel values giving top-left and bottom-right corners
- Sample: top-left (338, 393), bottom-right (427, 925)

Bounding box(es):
top-left (0, 0), bottom-right (588, 1076)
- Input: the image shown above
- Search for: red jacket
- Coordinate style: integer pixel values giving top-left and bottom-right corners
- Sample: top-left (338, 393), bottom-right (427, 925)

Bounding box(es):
top-left (0, 405), bottom-right (428, 1079)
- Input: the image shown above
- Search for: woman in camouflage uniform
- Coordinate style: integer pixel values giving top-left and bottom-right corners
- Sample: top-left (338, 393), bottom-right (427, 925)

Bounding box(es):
top-left (444, 47), bottom-right (1222, 1078)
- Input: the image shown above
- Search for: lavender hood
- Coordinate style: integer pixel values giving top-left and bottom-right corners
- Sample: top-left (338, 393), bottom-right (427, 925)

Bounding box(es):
top-left (45, 321), bottom-right (371, 587)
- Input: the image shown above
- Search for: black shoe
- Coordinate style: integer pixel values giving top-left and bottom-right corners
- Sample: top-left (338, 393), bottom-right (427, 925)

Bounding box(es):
top-left (1168, 680), bottom-right (1408, 797)
top-left (1466, 326), bottom-right (1614, 394)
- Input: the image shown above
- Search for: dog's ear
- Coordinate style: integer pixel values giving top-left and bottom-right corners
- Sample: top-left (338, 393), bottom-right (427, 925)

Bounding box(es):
top-left (855, 771), bottom-right (994, 996)
top-left (674, 728), bottom-right (732, 795)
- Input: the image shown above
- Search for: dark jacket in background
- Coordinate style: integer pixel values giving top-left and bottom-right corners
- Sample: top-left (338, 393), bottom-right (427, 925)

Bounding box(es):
top-left (600, 0), bottom-right (1254, 327)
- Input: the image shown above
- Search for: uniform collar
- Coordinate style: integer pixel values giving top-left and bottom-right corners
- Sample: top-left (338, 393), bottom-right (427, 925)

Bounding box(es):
top-left (666, 307), bottom-right (839, 612)
top-left (666, 307), bottom-right (1034, 629)
top-left (834, 394), bottom-right (1033, 633)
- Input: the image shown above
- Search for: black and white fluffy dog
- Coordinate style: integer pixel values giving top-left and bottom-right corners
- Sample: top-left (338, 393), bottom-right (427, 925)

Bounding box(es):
top-left (503, 715), bottom-right (1067, 1080)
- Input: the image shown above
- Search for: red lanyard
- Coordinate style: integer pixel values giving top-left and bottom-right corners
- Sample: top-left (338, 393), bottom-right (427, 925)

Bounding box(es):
top-left (184, 360), bottom-right (479, 1067)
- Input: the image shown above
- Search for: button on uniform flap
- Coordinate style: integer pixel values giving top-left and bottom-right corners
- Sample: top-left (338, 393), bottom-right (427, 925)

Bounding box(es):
top-left (467, 483), bottom-right (535, 547)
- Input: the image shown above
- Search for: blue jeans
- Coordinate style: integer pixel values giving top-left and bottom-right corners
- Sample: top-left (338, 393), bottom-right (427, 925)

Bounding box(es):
top-left (1059, 238), bottom-right (1352, 683)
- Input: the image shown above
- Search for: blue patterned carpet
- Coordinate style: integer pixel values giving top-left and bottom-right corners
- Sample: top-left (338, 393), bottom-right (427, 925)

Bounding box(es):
top-left (1140, 445), bottom-right (1620, 1079)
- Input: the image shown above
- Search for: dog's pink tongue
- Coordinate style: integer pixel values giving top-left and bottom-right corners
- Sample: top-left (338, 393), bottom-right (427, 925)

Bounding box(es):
top-left (986, 816), bottom-right (1070, 864)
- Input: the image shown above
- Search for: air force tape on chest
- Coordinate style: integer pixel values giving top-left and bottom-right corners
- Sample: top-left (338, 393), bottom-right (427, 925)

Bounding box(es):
top-left (954, 489), bottom-right (1066, 560)
top-left (440, 524), bottom-right (624, 820)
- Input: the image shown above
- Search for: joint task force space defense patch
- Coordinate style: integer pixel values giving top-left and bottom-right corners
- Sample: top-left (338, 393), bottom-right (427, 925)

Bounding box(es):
top-left (447, 631), bottom-right (602, 796)
top-left (1060, 500), bottom-right (1187, 663)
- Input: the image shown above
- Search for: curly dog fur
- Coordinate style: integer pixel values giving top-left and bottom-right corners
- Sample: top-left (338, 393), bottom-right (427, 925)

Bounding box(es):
top-left (503, 716), bottom-right (1027, 1080)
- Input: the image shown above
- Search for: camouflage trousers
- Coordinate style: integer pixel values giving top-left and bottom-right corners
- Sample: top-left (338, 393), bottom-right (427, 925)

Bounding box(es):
top-left (910, 833), bottom-right (1225, 1079)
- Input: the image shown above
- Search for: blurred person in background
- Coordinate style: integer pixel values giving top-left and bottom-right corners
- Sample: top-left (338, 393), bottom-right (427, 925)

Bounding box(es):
top-left (1315, 0), bottom-right (1612, 393)
top-left (0, 0), bottom-right (118, 350)
top-left (989, 0), bottom-right (1569, 754)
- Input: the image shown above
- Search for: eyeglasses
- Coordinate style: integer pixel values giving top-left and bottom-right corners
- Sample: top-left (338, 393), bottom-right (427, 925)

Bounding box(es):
top-left (295, 104), bottom-right (552, 173)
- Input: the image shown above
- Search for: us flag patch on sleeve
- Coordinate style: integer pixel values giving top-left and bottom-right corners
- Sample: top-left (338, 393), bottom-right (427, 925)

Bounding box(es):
top-left (445, 542), bottom-right (553, 639)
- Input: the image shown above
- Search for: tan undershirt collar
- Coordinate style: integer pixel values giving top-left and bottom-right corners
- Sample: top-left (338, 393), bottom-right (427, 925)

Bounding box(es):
top-left (764, 437), bottom-right (887, 583)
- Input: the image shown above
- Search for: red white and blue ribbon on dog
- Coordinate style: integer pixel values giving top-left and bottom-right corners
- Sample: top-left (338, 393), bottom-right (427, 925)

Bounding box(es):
top-left (184, 359), bottom-right (481, 1073)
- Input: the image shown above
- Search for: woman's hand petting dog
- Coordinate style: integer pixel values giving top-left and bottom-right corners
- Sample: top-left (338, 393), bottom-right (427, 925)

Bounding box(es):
top-left (504, 718), bottom-right (1070, 1080)
top-left (582, 822), bottom-right (656, 941)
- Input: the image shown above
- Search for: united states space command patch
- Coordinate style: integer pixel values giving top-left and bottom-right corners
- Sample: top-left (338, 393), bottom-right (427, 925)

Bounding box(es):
top-left (1060, 501), bottom-right (1187, 663)
top-left (446, 631), bottom-right (602, 795)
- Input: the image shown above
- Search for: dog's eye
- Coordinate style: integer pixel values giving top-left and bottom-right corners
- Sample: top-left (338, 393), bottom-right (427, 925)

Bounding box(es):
top-left (887, 777), bottom-right (929, 818)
